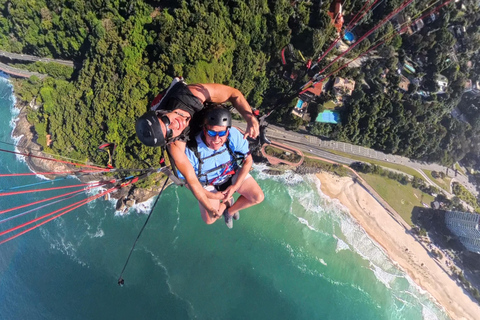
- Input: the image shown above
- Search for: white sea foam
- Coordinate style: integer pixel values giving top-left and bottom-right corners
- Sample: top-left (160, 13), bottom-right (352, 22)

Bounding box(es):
top-left (405, 274), bottom-right (427, 295)
top-left (89, 229), bottom-right (104, 238)
top-left (317, 258), bottom-right (327, 266)
top-left (283, 242), bottom-right (295, 258)
top-left (297, 217), bottom-right (318, 232)
top-left (334, 236), bottom-right (350, 252)
top-left (311, 174), bottom-right (409, 289)
top-left (112, 192), bottom-right (157, 217)
top-left (422, 304), bottom-right (440, 320)
top-left (370, 264), bottom-right (399, 289)
top-left (310, 173), bottom-right (449, 318)
top-left (172, 188), bottom-right (181, 233)
top-left (254, 163), bottom-right (304, 185)
top-left (40, 224), bottom-right (88, 267)
top-left (141, 246), bottom-right (196, 318)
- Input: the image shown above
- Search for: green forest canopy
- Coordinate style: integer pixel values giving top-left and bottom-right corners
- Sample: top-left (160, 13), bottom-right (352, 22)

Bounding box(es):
top-left (1, 0), bottom-right (480, 170)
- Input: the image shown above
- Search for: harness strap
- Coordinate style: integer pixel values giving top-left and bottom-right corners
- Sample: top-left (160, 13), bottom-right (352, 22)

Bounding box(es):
top-left (192, 135), bottom-right (245, 185)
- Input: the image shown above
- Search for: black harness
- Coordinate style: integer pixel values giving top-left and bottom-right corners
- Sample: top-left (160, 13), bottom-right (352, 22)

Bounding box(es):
top-left (189, 135), bottom-right (248, 188)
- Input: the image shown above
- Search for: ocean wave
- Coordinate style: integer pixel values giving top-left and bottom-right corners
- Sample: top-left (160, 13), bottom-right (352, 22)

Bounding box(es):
top-left (370, 264), bottom-right (399, 289)
top-left (289, 182), bottom-right (325, 214)
top-left (422, 304), bottom-right (440, 320)
top-left (113, 193), bottom-right (156, 217)
top-left (40, 224), bottom-right (88, 268)
top-left (296, 263), bottom-right (326, 279)
top-left (311, 175), bottom-right (448, 318)
top-left (297, 217), bottom-right (318, 232)
top-left (141, 246), bottom-right (196, 318)
top-left (283, 242), bottom-right (295, 258)
top-left (312, 174), bottom-right (412, 292)
top-left (317, 257), bottom-right (327, 266)
top-left (254, 163), bottom-right (304, 185)
top-left (88, 229), bottom-right (104, 238)
top-left (334, 235), bottom-right (350, 252)
top-left (172, 188), bottom-right (181, 233)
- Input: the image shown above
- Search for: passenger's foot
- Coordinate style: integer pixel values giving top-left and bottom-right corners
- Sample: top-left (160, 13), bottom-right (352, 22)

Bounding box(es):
top-left (223, 208), bottom-right (233, 229)
top-left (224, 198), bottom-right (239, 222)
top-left (233, 211), bottom-right (240, 220)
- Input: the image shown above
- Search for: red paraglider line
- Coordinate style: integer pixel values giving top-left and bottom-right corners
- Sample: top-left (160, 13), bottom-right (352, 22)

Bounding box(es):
top-left (317, 0), bottom-right (381, 64)
top-left (318, 0), bottom-right (415, 77)
top-left (320, 0), bottom-right (454, 81)
top-left (346, 0), bottom-right (381, 31)
top-left (0, 187), bottom-right (116, 245)
top-left (0, 183), bottom-right (106, 215)
top-left (0, 181), bottom-right (105, 197)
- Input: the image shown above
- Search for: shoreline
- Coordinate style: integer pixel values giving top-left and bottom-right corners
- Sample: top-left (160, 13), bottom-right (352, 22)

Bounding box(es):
top-left (316, 171), bottom-right (480, 320)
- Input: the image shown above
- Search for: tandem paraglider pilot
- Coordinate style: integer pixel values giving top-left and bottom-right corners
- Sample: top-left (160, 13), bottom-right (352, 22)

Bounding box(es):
top-left (135, 78), bottom-right (263, 226)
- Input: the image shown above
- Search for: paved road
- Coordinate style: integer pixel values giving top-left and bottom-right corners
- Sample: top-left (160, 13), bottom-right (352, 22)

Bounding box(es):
top-left (0, 50), bottom-right (74, 67)
top-left (0, 62), bottom-right (47, 79)
top-left (233, 120), bottom-right (478, 197)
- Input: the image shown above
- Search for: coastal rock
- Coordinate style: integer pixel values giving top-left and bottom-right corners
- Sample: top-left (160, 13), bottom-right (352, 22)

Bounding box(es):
top-left (125, 199), bottom-right (136, 207)
top-left (115, 196), bottom-right (125, 211)
top-left (295, 164), bottom-right (322, 175)
top-left (262, 168), bottom-right (285, 176)
top-left (11, 103), bottom-right (148, 209)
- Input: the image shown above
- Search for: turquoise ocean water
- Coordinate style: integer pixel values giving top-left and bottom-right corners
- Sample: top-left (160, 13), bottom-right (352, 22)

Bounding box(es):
top-left (0, 77), bottom-right (449, 320)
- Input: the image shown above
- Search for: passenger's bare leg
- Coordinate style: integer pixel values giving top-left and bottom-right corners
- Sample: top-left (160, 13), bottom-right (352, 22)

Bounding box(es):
top-left (227, 177), bottom-right (264, 216)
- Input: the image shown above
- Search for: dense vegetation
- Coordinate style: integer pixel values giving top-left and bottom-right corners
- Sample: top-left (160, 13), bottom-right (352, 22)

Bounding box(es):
top-left (1, 0), bottom-right (480, 170)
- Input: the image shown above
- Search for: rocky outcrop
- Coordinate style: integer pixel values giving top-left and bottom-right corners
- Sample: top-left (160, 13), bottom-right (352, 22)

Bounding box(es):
top-left (11, 103), bottom-right (163, 210)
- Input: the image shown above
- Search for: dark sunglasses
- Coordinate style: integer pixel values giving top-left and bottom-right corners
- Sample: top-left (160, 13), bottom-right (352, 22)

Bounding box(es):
top-left (205, 128), bottom-right (229, 137)
top-left (158, 114), bottom-right (173, 139)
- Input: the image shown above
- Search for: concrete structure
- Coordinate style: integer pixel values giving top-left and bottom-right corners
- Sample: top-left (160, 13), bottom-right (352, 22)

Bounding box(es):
top-left (333, 77), bottom-right (355, 99)
top-left (293, 82), bottom-right (325, 121)
top-left (291, 99), bottom-right (311, 121)
top-left (411, 19), bottom-right (425, 33)
top-left (436, 74), bottom-right (449, 93)
top-left (398, 75), bottom-right (411, 92)
top-left (472, 80), bottom-right (480, 96)
top-left (445, 211), bottom-right (480, 254)
top-left (465, 79), bottom-right (473, 92)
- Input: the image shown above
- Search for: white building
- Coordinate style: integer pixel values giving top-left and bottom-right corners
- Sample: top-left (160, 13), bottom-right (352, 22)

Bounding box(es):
top-left (445, 211), bottom-right (480, 253)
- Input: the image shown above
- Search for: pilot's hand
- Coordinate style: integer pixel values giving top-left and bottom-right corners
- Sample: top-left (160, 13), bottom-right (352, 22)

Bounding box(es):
top-left (244, 116), bottom-right (259, 139)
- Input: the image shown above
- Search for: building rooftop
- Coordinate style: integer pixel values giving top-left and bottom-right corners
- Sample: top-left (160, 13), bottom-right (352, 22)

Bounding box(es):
top-left (398, 76), bottom-right (410, 92)
top-left (306, 81), bottom-right (323, 97)
top-left (465, 79), bottom-right (473, 92)
top-left (333, 77), bottom-right (355, 96)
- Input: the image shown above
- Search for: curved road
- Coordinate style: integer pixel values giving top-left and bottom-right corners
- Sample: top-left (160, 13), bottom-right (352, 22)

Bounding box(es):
top-left (233, 120), bottom-right (477, 198)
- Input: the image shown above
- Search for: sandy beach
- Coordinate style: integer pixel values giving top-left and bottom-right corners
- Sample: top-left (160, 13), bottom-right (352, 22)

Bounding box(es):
top-left (316, 171), bottom-right (480, 320)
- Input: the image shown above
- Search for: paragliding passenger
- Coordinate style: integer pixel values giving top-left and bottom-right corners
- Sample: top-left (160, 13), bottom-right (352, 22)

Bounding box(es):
top-left (135, 78), bottom-right (260, 221)
top-left (179, 107), bottom-right (264, 228)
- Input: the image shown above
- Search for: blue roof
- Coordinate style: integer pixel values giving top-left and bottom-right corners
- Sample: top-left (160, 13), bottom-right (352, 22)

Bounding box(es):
top-left (316, 110), bottom-right (340, 124)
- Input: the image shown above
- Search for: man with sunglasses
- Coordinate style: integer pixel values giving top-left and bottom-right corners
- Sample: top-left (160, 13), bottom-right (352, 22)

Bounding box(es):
top-left (179, 107), bottom-right (264, 228)
top-left (136, 78), bottom-right (260, 219)
top-left (135, 77), bottom-right (259, 147)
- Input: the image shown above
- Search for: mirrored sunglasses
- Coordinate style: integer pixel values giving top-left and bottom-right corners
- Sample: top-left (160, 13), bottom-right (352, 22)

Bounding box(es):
top-left (205, 129), bottom-right (228, 137)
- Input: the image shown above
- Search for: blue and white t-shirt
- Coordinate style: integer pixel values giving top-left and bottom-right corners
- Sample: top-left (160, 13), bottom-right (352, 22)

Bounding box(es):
top-left (178, 127), bottom-right (249, 185)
